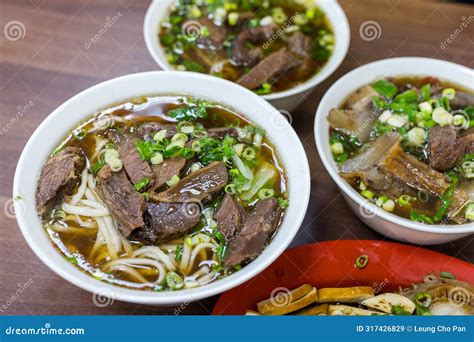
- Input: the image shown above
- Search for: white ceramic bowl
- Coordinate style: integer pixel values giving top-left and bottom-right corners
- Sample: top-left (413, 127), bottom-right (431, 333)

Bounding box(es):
top-left (13, 71), bottom-right (311, 305)
top-left (144, 0), bottom-right (350, 112)
top-left (315, 57), bottom-right (474, 245)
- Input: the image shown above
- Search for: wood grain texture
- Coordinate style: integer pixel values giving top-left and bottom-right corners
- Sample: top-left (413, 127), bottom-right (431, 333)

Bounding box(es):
top-left (0, 0), bottom-right (472, 315)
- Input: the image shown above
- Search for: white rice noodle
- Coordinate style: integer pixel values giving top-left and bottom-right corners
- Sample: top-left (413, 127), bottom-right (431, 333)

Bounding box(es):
top-left (132, 246), bottom-right (176, 271)
top-left (62, 203), bottom-right (109, 217)
top-left (103, 258), bottom-right (166, 284)
top-left (96, 217), bottom-right (118, 259)
top-left (74, 215), bottom-right (97, 229)
top-left (69, 168), bottom-right (88, 205)
top-left (50, 222), bottom-right (96, 234)
top-left (185, 243), bottom-right (216, 274)
top-left (107, 264), bottom-right (149, 284)
top-left (197, 271), bottom-right (217, 285)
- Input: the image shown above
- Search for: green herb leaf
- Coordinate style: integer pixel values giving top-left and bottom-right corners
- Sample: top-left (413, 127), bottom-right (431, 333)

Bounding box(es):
top-left (372, 80), bottom-right (398, 98)
top-left (167, 102), bottom-right (208, 121)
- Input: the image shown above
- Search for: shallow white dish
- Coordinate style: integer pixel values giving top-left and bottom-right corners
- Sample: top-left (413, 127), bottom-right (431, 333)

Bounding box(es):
top-left (143, 0), bottom-right (350, 112)
top-left (315, 57), bottom-right (474, 245)
top-left (13, 71), bottom-right (311, 305)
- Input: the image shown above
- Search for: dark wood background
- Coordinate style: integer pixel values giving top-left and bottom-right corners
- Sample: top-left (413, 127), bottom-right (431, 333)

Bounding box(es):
top-left (0, 0), bottom-right (472, 315)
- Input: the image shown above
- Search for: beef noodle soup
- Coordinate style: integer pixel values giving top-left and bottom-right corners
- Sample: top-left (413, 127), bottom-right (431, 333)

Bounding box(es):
top-left (328, 77), bottom-right (474, 225)
top-left (36, 95), bottom-right (288, 291)
top-left (158, 0), bottom-right (333, 94)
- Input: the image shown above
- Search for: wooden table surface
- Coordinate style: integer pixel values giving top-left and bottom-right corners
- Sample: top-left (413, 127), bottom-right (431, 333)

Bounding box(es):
top-left (0, 0), bottom-right (473, 315)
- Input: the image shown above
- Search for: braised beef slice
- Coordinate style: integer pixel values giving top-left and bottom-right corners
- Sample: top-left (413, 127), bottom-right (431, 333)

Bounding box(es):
top-left (132, 202), bottom-right (201, 244)
top-left (248, 23), bottom-right (278, 41)
top-left (216, 194), bottom-right (246, 240)
top-left (450, 91), bottom-right (474, 110)
top-left (231, 35), bottom-right (262, 66)
top-left (115, 134), bottom-right (155, 186)
top-left (96, 166), bottom-right (146, 236)
top-left (459, 128), bottom-right (474, 155)
top-left (345, 85), bottom-right (378, 112)
top-left (36, 147), bottom-right (86, 217)
top-left (224, 198), bottom-right (281, 266)
top-left (151, 161), bottom-right (228, 203)
top-left (328, 108), bottom-right (377, 144)
top-left (207, 127), bottom-right (238, 139)
top-left (137, 122), bottom-right (177, 140)
top-left (288, 31), bottom-right (311, 56)
top-left (152, 156), bottom-right (187, 191)
top-left (237, 48), bottom-right (294, 90)
top-left (428, 126), bottom-right (461, 171)
top-left (231, 24), bottom-right (278, 66)
top-left (189, 18), bottom-right (226, 50)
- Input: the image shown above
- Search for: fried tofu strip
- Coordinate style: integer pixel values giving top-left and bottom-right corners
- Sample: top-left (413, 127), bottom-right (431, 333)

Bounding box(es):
top-left (318, 286), bottom-right (374, 303)
top-left (257, 284), bottom-right (313, 313)
top-left (258, 287), bottom-right (318, 315)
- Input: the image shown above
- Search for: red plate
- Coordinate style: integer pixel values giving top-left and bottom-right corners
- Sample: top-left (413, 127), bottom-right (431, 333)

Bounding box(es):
top-left (213, 240), bottom-right (474, 315)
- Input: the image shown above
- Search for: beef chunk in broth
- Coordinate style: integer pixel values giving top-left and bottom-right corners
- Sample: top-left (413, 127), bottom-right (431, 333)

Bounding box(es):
top-left (207, 127), bottom-right (238, 139)
top-left (237, 48), bottom-right (294, 90)
top-left (216, 194), bottom-right (246, 240)
top-left (113, 133), bottom-right (155, 186)
top-left (151, 161), bottom-right (228, 203)
top-left (137, 122), bottom-right (177, 140)
top-left (132, 202), bottom-right (201, 244)
top-left (96, 166), bottom-right (146, 236)
top-left (428, 126), bottom-right (461, 171)
top-left (152, 156), bottom-right (187, 191)
top-left (225, 198), bottom-right (281, 266)
top-left (188, 18), bottom-right (226, 50)
top-left (36, 147), bottom-right (86, 217)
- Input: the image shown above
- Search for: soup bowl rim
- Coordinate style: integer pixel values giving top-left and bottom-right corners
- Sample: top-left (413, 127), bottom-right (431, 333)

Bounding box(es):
top-left (143, 0), bottom-right (350, 101)
top-left (315, 56), bottom-right (474, 236)
top-left (13, 71), bottom-right (311, 305)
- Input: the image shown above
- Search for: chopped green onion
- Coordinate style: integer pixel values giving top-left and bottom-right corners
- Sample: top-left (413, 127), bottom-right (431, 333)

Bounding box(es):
top-left (439, 271), bottom-right (456, 280)
top-left (376, 196), bottom-right (389, 207)
top-left (410, 211), bottom-right (433, 224)
top-left (258, 188), bottom-right (275, 199)
top-left (382, 199), bottom-right (395, 212)
top-left (165, 271), bottom-right (184, 290)
top-left (134, 177), bottom-right (150, 191)
top-left (331, 142), bottom-right (344, 155)
top-left (398, 195), bottom-right (414, 207)
top-left (361, 190), bottom-right (374, 199)
top-left (51, 208), bottom-right (66, 221)
top-left (418, 101), bottom-right (432, 114)
top-left (107, 157), bottom-right (123, 172)
top-left (233, 143), bottom-right (245, 156)
top-left (150, 153), bottom-right (163, 165)
top-left (191, 140), bottom-right (201, 152)
top-left (171, 133), bottom-right (188, 144)
top-left (225, 184), bottom-right (236, 195)
top-left (166, 174), bottom-right (180, 187)
top-left (465, 203), bottom-right (474, 221)
top-left (153, 130), bottom-right (168, 142)
top-left (442, 88), bottom-right (456, 100)
top-left (228, 12), bottom-right (239, 26)
top-left (421, 83), bottom-right (431, 101)
top-left (242, 146), bottom-right (256, 160)
top-left (414, 291), bottom-right (432, 308)
top-left (355, 254), bottom-right (369, 269)
top-left (190, 162), bottom-right (202, 173)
